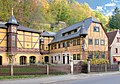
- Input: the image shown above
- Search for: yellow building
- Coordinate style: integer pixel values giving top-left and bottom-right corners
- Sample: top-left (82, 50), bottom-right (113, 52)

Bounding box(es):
top-left (0, 16), bottom-right (108, 65)
top-left (0, 15), bottom-right (41, 65)
top-left (39, 31), bottom-right (56, 63)
top-left (49, 17), bottom-right (108, 64)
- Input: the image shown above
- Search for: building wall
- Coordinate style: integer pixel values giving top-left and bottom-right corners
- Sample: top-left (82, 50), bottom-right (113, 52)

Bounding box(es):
top-left (110, 30), bottom-right (120, 64)
top-left (86, 22), bottom-right (108, 59)
top-left (0, 27), bottom-right (40, 65)
top-left (49, 22), bottom-right (108, 64)
top-left (40, 36), bottom-right (53, 63)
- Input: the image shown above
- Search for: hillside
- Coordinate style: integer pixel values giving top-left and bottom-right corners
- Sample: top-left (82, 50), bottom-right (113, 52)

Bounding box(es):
top-left (0, 0), bottom-right (109, 32)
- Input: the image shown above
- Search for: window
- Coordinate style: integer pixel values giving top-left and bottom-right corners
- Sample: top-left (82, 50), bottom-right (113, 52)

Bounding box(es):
top-left (94, 51), bottom-right (99, 59)
top-left (58, 55), bottom-right (60, 61)
top-left (74, 29), bottom-right (77, 33)
top-left (94, 26), bottom-right (99, 32)
top-left (54, 44), bottom-right (57, 49)
top-left (67, 41), bottom-right (70, 47)
top-left (73, 54), bottom-right (76, 60)
top-left (77, 39), bottom-right (80, 45)
top-left (117, 37), bottom-right (120, 42)
top-left (89, 52), bottom-right (93, 59)
top-left (63, 42), bottom-right (65, 47)
top-left (77, 54), bottom-right (80, 60)
top-left (55, 56), bottom-right (56, 61)
top-left (12, 35), bottom-right (16, 47)
top-left (115, 48), bottom-right (118, 53)
top-left (58, 43), bottom-right (61, 48)
top-left (101, 40), bottom-right (105, 45)
top-left (88, 39), bottom-right (93, 45)
top-left (95, 39), bottom-right (99, 45)
top-left (101, 52), bottom-right (105, 58)
top-left (73, 40), bottom-right (76, 46)
top-left (51, 45), bottom-right (53, 50)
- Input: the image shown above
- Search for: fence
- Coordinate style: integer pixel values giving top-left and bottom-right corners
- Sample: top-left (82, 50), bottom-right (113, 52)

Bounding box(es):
top-left (90, 64), bottom-right (119, 72)
top-left (0, 64), bottom-right (71, 76)
top-left (0, 64), bottom-right (119, 76)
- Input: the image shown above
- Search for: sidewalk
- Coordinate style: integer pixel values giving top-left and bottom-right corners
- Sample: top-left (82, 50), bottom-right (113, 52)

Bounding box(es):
top-left (0, 71), bottom-right (120, 84)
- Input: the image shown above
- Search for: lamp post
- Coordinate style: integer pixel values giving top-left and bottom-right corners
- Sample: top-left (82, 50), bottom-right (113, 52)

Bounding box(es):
top-left (87, 56), bottom-right (90, 73)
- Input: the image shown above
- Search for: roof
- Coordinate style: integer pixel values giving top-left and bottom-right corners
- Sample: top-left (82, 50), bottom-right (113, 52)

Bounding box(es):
top-left (50, 17), bottom-right (99, 44)
top-left (18, 26), bottom-right (41, 33)
top-left (5, 15), bottom-right (19, 26)
top-left (107, 30), bottom-right (117, 46)
top-left (0, 22), bottom-right (41, 33)
top-left (40, 31), bottom-right (56, 37)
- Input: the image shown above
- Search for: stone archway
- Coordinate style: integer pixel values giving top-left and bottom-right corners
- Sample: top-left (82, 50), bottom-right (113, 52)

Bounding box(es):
top-left (20, 56), bottom-right (27, 65)
top-left (45, 56), bottom-right (49, 63)
top-left (0, 56), bottom-right (2, 65)
top-left (29, 56), bottom-right (36, 64)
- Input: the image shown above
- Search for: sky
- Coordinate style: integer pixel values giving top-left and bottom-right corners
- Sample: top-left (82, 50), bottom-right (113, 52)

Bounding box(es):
top-left (76, 0), bottom-right (120, 16)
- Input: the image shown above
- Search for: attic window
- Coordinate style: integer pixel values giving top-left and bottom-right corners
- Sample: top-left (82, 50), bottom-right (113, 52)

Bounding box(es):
top-left (117, 37), bottom-right (120, 42)
top-left (94, 26), bottom-right (99, 32)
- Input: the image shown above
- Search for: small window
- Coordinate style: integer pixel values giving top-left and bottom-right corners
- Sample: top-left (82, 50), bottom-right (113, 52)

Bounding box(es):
top-left (63, 42), bottom-right (65, 47)
top-left (101, 40), bottom-right (105, 45)
top-left (73, 54), bottom-right (76, 60)
top-left (117, 37), bottom-right (120, 42)
top-left (74, 29), bottom-right (77, 33)
top-left (89, 52), bottom-right (93, 59)
top-left (58, 55), bottom-right (60, 61)
top-left (58, 43), bottom-right (61, 48)
top-left (77, 54), bottom-right (80, 60)
top-left (41, 44), bottom-right (44, 50)
top-left (51, 45), bottom-right (53, 50)
top-left (95, 39), bottom-right (99, 45)
top-left (73, 40), bottom-right (76, 46)
top-left (94, 26), bottom-right (99, 32)
top-left (67, 41), bottom-right (70, 47)
top-left (88, 39), bottom-right (93, 45)
top-left (101, 52), bottom-right (105, 58)
top-left (55, 56), bottom-right (57, 61)
top-left (54, 44), bottom-right (57, 49)
top-left (77, 39), bottom-right (80, 45)
top-left (115, 48), bottom-right (118, 53)
top-left (12, 35), bottom-right (16, 47)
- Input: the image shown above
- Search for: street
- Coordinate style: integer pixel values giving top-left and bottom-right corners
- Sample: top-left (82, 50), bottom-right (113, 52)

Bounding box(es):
top-left (0, 73), bottom-right (120, 84)
top-left (51, 74), bottom-right (120, 84)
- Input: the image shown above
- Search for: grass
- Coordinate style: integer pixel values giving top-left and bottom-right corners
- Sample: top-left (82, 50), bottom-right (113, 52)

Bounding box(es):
top-left (0, 75), bottom-right (50, 80)
top-left (0, 73), bottom-right (67, 80)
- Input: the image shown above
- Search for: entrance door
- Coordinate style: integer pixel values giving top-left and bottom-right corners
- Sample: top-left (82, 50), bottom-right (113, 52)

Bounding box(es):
top-left (67, 56), bottom-right (69, 64)
top-left (45, 56), bottom-right (49, 63)
top-left (0, 56), bottom-right (2, 65)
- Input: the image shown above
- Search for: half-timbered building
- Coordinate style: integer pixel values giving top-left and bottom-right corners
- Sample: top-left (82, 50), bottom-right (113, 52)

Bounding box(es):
top-left (0, 15), bottom-right (41, 65)
top-left (49, 17), bottom-right (108, 64)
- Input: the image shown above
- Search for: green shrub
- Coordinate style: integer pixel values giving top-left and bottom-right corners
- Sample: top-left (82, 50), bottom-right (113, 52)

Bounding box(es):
top-left (84, 58), bottom-right (109, 65)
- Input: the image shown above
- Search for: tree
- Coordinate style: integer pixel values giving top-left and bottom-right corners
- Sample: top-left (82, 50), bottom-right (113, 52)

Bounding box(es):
top-left (109, 7), bottom-right (120, 29)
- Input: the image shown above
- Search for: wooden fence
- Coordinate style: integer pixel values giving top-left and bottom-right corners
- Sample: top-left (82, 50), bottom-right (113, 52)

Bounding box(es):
top-left (0, 64), bottom-right (71, 76)
top-left (0, 64), bottom-right (119, 76)
top-left (90, 64), bottom-right (119, 72)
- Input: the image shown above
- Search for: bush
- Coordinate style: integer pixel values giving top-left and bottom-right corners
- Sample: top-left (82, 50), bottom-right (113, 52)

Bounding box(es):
top-left (84, 58), bottom-right (109, 65)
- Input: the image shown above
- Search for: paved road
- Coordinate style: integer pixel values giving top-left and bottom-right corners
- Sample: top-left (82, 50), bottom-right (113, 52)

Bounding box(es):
top-left (0, 72), bottom-right (120, 84)
top-left (51, 74), bottom-right (120, 84)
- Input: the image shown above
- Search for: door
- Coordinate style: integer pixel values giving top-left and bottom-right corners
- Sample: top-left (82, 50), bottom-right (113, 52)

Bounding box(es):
top-left (0, 56), bottom-right (2, 65)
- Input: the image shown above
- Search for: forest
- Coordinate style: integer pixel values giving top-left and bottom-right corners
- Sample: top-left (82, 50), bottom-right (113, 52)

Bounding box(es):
top-left (0, 0), bottom-right (119, 32)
